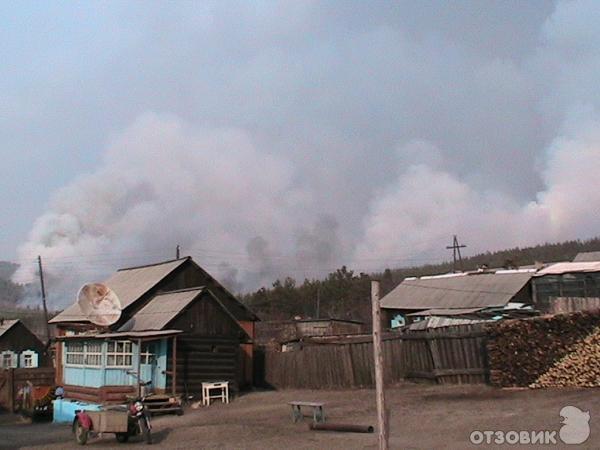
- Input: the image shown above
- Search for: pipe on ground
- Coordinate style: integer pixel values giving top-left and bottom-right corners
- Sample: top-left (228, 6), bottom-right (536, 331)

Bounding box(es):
top-left (309, 423), bottom-right (374, 433)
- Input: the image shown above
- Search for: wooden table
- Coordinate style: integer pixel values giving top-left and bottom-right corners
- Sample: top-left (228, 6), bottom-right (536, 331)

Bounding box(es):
top-left (288, 401), bottom-right (326, 423)
top-left (202, 381), bottom-right (229, 406)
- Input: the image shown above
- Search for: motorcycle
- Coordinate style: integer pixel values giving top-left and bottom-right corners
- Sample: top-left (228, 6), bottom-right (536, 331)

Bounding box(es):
top-left (72, 398), bottom-right (152, 445)
top-left (127, 398), bottom-right (153, 444)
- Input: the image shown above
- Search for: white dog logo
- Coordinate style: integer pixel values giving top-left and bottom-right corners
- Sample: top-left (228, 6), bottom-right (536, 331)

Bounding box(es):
top-left (560, 406), bottom-right (590, 445)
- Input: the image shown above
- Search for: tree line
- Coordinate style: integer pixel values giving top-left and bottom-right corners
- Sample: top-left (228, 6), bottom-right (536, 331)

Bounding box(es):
top-left (240, 237), bottom-right (600, 324)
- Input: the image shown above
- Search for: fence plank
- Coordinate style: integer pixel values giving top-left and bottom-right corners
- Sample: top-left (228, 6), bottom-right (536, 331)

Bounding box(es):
top-left (262, 325), bottom-right (489, 389)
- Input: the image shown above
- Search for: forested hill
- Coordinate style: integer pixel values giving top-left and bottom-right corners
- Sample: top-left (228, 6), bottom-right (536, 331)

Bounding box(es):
top-left (3, 237), bottom-right (600, 326)
top-left (240, 237), bottom-right (600, 324)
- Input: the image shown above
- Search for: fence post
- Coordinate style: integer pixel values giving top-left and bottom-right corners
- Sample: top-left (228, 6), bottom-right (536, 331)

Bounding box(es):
top-left (371, 280), bottom-right (389, 450)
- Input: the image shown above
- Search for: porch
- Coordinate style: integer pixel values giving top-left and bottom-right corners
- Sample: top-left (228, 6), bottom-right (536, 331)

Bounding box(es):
top-left (57, 330), bottom-right (181, 404)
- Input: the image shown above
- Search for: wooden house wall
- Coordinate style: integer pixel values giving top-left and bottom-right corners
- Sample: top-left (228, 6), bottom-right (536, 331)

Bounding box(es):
top-left (166, 294), bottom-right (243, 396)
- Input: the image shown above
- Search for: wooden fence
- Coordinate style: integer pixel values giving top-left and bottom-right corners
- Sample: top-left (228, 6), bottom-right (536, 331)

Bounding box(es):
top-left (261, 324), bottom-right (488, 389)
top-left (0, 367), bottom-right (55, 411)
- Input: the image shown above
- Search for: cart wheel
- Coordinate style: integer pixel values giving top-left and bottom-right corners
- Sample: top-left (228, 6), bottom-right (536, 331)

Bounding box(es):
top-left (116, 433), bottom-right (129, 443)
top-left (75, 421), bottom-right (89, 445)
top-left (176, 408), bottom-right (184, 416)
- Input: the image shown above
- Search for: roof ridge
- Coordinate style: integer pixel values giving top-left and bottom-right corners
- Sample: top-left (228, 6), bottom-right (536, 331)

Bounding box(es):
top-left (117, 257), bottom-right (190, 272)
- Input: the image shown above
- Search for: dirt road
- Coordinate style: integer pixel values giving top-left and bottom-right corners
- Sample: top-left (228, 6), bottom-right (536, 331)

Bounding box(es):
top-left (1, 384), bottom-right (598, 449)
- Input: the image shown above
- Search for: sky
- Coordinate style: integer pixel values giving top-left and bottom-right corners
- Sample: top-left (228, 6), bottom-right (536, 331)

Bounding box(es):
top-left (2, 0), bottom-right (600, 307)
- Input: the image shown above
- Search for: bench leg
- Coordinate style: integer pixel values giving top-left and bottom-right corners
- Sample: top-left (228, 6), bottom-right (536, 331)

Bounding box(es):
top-left (314, 406), bottom-right (325, 424)
top-left (291, 405), bottom-right (302, 423)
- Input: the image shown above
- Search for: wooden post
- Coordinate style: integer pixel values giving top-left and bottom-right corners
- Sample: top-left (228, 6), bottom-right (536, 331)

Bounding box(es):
top-left (371, 280), bottom-right (389, 450)
top-left (137, 339), bottom-right (142, 397)
top-left (8, 368), bottom-right (15, 412)
top-left (37, 256), bottom-right (51, 344)
top-left (171, 336), bottom-right (177, 395)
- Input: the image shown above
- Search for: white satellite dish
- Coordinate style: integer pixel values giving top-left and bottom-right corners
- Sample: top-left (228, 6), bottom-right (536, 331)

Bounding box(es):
top-left (77, 283), bottom-right (122, 327)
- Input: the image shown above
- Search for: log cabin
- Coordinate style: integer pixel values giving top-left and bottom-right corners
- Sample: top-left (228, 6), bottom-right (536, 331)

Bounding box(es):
top-left (49, 257), bottom-right (258, 404)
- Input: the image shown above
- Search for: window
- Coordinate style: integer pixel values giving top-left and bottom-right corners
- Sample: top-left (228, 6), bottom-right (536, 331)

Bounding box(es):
top-left (19, 350), bottom-right (39, 368)
top-left (107, 340), bottom-right (133, 367)
top-left (64, 341), bottom-right (102, 366)
top-left (65, 342), bottom-right (85, 365)
top-left (1, 351), bottom-right (16, 368)
top-left (23, 353), bottom-right (33, 367)
top-left (140, 343), bottom-right (156, 365)
top-left (85, 342), bottom-right (103, 366)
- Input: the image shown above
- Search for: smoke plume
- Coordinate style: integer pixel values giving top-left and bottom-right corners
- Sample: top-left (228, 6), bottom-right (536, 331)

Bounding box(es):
top-left (8, 1), bottom-right (600, 308)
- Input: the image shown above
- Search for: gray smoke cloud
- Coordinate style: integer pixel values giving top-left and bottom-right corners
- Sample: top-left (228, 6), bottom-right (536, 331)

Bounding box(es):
top-left (9, 1), bottom-right (600, 307)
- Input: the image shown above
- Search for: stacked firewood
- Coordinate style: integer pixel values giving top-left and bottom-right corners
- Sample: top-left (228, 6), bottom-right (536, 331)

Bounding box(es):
top-left (531, 326), bottom-right (600, 388)
top-left (486, 310), bottom-right (600, 387)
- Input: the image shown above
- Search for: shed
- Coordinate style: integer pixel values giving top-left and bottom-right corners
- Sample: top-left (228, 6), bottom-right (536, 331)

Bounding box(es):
top-left (255, 318), bottom-right (364, 348)
top-left (532, 261), bottom-right (600, 312)
top-left (380, 271), bottom-right (533, 328)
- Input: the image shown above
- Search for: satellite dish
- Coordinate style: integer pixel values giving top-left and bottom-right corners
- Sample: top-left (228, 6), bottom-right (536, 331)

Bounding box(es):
top-left (77, 283), bottom-right (122, 326)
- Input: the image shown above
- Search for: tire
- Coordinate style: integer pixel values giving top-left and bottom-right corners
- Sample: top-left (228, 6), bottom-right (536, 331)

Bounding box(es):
top-left (75, 421), bottom-right (89, 445)
top-left (115, 433), bottom-right (129, 443)
top-left (140, 418), bottom-right (152, 445)
top-left (176, 408), bottom-right (184, 416)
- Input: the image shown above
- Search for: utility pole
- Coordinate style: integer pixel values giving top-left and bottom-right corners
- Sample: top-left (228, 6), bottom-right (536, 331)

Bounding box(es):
top-left (176, 244), bottom-right (180, 259)
top-left (446, 235), bottom-right (466, 272)
top-left (37, 255), bottom-right (51, 344)
top-left (371, 279), bottom-right (389, 450)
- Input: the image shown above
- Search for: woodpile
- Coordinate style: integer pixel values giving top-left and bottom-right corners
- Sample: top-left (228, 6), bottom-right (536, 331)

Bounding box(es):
top-left (486, 310), bottom-right (600, 387)
top-left (531, 326), bottom-right (600, 388)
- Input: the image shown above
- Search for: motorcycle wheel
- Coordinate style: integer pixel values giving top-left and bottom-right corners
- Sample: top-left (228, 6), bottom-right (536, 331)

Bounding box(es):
top-left (75, 421), bottom-right (89, 445)
top-left (115, 433), bottom-right (129, 443)
top-left (140, 418), bottom-right (152, 445)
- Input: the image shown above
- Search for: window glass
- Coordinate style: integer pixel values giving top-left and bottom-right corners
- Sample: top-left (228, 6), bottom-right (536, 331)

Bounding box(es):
top-left (106, 340), bottom-right (133, 367)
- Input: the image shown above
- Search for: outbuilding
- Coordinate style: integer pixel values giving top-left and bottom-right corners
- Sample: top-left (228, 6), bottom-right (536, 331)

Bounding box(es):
top-left (380, 270), bottom-right (534, 329)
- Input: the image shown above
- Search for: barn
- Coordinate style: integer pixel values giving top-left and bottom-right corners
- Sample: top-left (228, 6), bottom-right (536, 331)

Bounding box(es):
top-left (380, 270), bottom-right (534, 328)
top-left (49, 257), bottom-right (258, 404)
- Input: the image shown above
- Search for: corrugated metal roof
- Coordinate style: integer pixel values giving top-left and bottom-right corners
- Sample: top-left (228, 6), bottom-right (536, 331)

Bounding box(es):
top-left (0, 319), bottom-right (19, 338)
top-left (50, 258), bottom-right (188, 323)
top-left (573, 251), bottom-right (600, 262)
top-left (535, 261), bottom-right (600, 276)
top-left (118, 287), bottom-right (204, 332)
top-left (381, 272), bottom-right (532, 310)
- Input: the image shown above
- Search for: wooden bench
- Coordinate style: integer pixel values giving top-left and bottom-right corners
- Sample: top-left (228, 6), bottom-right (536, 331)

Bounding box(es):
top-left (288, 401), bottom-right (325, 423)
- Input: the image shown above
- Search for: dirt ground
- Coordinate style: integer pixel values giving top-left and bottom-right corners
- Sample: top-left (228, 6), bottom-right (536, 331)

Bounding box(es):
top-left (0, 383), bottom-right (598, 449)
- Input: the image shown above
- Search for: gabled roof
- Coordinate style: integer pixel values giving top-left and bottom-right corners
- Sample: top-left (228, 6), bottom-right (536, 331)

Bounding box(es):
top-left (186, 259), bottom-right (259, 322)
top-left (573, 251), bottom-right (600, 262)
top-left (381, 272), bottom-right (532, 311)
top-left (0, 319), bottom-right (19, 338)
top-left (49, 258), bottom-right (188, 323)
top-left (118, 287), bottom-right (205, 332)
top-left (535, 261), bottom-right (600, 276)
top-left (117, 287), bottom-right (250, 341)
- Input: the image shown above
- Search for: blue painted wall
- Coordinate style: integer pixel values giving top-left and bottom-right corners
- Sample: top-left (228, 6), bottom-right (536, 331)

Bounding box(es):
top-left (63, 339), bottom-right (168, 390)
